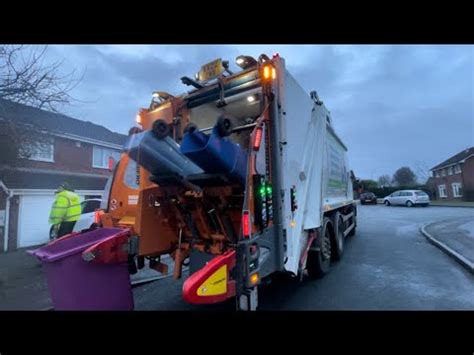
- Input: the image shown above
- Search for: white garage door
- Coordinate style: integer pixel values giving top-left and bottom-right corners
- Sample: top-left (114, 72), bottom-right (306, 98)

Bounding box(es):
top-left (18, 194), bottom-right (57, 248)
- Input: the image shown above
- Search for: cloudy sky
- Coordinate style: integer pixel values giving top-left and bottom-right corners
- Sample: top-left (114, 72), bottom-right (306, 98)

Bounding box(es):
top-left (44, 45), bottom-right (473, 181)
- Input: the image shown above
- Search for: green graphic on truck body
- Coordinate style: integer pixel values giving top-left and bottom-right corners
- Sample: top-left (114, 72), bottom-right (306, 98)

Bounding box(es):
top-left (326, 131), bottom-right (348, 197)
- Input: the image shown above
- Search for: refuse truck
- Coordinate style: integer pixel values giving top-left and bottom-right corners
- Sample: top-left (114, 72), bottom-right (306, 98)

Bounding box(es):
top-left (91, 53), bottom-right (356, 310)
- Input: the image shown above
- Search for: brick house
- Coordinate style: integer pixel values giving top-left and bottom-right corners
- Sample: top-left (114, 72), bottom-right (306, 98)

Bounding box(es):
top-left (428, 147), bottom-right (474, 201)
top-left (0, 99), bottom-right (127, 251)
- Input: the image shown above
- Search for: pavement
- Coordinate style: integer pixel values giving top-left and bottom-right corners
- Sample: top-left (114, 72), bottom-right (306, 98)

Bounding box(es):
top-left (0, 245), bottom-right (175, 310)
top-left (428, 200), bottom-right (474, 208)
top-left (1, 205), bottom-right (473, 310)
top-left (421, 217), bottom-right (474, 273)
top-left (0, 247), bottom-right (52, 310)
top-left (374, 198), bottom-right (474, 208)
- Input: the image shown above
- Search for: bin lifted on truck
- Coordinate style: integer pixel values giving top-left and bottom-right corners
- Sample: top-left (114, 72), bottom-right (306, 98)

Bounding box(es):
top-left (93, 53), bottom-right (357, 310)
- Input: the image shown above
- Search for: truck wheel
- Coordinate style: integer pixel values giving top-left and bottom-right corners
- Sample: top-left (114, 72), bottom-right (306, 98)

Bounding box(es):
top-left (152, 119), bottom-right (170, 139)
top-left (332, 212), bottom-right (344, 261)
top-left (307, 217), bottom-right (332, 278)
top-left (216, 116), bottom-right (233, 137)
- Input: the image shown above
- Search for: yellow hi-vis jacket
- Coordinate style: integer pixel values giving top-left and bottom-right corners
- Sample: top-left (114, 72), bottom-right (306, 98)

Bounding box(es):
top-left (49, 190), bottom-right (82, 225)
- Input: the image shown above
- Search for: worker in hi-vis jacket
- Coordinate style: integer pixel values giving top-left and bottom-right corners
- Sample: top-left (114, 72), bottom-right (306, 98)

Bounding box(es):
top-left (49, 182), bottom-right (81, 239)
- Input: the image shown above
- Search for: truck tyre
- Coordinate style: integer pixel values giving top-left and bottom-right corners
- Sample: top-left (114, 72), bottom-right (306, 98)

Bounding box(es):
top-left (333, 212), bottom-right (344, 260)
top-left (307, 217), bottom-right (332, 278)
top-left (152, 119), bottom-right (170, 139)
top-left (216, 116), bottom-right (233, 137)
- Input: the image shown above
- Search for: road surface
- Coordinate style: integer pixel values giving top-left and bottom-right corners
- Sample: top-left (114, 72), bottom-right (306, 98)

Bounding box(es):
top-left (133, 205), bottom-right (474, 310)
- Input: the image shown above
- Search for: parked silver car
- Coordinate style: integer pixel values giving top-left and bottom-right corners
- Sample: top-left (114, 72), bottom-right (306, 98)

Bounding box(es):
top-left (383, 190), bottom-right (430, 207)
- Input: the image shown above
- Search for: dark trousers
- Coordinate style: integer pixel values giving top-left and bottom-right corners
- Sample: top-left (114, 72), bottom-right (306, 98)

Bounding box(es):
top-left (57, 221), bottom-right (77, 238)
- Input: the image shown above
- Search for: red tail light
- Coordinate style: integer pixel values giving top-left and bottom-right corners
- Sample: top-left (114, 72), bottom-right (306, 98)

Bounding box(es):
top-left (253, 127), bottom-right (263, 151)
top-left (242, 211), bottom-right (251, 238)
top-left (94, 210), bottom-right (105, 224)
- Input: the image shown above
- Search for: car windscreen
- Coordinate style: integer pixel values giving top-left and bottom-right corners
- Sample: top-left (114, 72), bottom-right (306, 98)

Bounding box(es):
top-left (81, 200), bottom-right (101, 214)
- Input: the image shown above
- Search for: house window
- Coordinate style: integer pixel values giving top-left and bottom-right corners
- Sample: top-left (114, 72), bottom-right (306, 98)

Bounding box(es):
top-left (452, 183), bottom-right (463, 198)
top-left (441, 169), bottom-right (446, 177)
top-left (20, 137), bottom-right (54, 162)
top-left (434, 170), bottom-right (440, 178)
top-left (447, 166), bottom-right (453, 175)
top-left (92, 146), bottom-right (121, 169)
top-left (454, 164), bottom-right (462, 174)
top-left (438, 184), bottom-right (447, 198)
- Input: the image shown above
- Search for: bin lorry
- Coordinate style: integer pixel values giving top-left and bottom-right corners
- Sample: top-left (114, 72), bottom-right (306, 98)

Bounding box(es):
top-left (86, 53), bottom-right (356, 310)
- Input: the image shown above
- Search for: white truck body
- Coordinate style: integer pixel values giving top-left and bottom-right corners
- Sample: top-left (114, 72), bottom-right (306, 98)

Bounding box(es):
top-left (277, 62), bottom-right (354, 274)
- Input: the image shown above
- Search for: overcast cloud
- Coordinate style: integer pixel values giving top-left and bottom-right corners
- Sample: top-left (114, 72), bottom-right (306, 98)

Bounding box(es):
top-left (44, 45), bottom-right (473, 181)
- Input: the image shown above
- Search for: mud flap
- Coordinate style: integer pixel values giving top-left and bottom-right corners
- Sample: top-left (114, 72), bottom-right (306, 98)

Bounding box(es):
top-left (182, 250), bottom-right (236, 304)
top-left (238, 286), bottom-right (258, 311)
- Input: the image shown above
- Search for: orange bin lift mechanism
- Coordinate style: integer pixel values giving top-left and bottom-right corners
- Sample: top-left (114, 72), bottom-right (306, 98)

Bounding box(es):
top-left (137, 96), bottom-right (189, 137)
top-left (135, 183), bottom-right (243, 258)
top-left (135, 186), bottom-right (182, 257)
top-left (182, 249), bottom-right (236, 304)
top-left (109, 94), bottom-right (189, 242)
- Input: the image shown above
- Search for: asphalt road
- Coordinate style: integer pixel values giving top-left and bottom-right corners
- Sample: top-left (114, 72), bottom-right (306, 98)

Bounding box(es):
top-left (133, 205), bottom-right (474, 310)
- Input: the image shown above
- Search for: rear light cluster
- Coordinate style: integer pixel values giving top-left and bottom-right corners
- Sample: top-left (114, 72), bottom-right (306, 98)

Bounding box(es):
top-left (253, 175), bottom-right (273, 229)
top-left (94, 210), bottom-right (105, 224)
top-left (262, 64), bottom-right (276, 81)
top-left (242, 211), bottom-right (251, 238)
top-left (290, 185), bottom-right (297, 212)
top-left (249, 273), bottom-right (259, 286)
top-left (247, 242), bottom-right (260, 287)
top-left (253, 126), bottom-right (263, 151)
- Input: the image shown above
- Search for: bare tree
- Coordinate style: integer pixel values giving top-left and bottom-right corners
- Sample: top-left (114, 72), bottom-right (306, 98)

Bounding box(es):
top-left (0, 45), bottom-right (81, 110)
top-left (0, 45), bottom-right (82, 166)
top-left (413, 161), bottom-right (431, 185)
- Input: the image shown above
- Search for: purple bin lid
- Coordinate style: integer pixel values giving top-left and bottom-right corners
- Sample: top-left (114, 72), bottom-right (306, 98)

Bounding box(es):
top-left (28, 228), bottom-right (126, 263)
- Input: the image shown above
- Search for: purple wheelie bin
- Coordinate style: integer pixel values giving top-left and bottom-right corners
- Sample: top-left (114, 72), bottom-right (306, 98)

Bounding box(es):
top-left (28, 228), bottom-right (134, 310)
